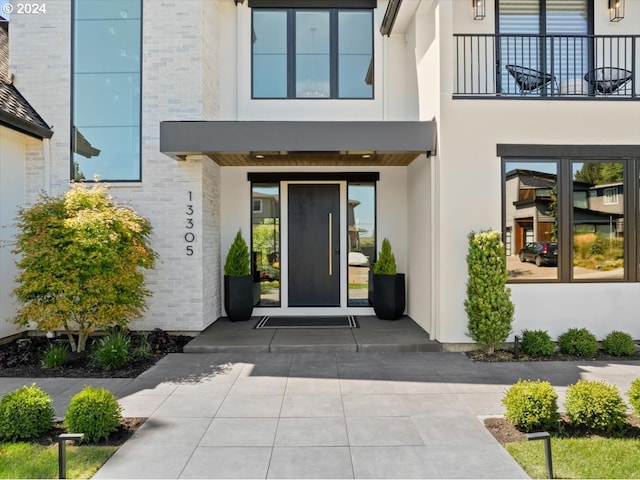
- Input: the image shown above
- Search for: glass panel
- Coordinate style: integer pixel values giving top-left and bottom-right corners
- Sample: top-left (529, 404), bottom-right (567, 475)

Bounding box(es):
top-left (572, 162), bottom-right (624, 280)
top-left (72, 126), bottom-right (140, 181)
top-left (338, 11), bottom-right (373, 98)
top-left (253, 10), bottom-right (287, 98)
top-left (74, 20), bottom-right (141, 73)
top-left (504, 162), bottom-right (559, 280)
top-left (252, 184), bottom-right (281, 306)
top-left (73, 0), bottom-right (141, 181)
top-left (348, 183), bottom-right (375, 305)
top-left (296, 11), bottom-right (330, 98)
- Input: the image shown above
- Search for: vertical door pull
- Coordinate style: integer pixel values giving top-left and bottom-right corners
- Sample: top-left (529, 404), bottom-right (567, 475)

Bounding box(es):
top-left (328, 213), bottom-right (333, 276)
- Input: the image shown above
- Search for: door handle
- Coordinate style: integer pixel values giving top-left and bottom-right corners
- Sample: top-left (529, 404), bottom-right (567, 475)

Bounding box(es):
top-left (328, 213), bottom-right (333, 276)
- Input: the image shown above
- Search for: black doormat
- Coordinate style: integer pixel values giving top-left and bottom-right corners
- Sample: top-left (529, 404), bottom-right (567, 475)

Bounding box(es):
top-left (255, 315), bottom-right (358, 329)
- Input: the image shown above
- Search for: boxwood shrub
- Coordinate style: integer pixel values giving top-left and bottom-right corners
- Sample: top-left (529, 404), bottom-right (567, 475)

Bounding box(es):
top-left (557, 327), bottom-right (599, 357)
top-left (565, 380), bottom-right (626, 433)
top-left (602, 331), bottom-right (636, 356)
top-left (502, 379), bottom-right (559, 432)
top-left (520, 329), bottom-right (555, 357)
top-left (0, 384), bottom-right (54, 441)
top-left (65, 386), bottom-right (122, 442)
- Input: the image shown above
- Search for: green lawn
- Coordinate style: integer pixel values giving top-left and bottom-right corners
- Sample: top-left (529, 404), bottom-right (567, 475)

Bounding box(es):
top-left (506, 437), bottom-right (640, 479)
top-left (0, 442), bottom-right (116, 479)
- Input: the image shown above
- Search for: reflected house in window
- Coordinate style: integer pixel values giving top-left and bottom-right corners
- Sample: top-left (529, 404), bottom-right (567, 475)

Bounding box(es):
top-left (506, 168), bottom-right (624, 257)
top-left (505, 169), bottom-right (557, 256)
top-left (578, 182), bottom-right (624, 237)
top-left (72, 126), bottom-right (101, 181)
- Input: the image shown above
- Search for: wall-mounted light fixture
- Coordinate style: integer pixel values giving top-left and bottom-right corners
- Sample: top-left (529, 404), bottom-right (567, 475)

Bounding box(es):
top-left (473, 0), bottom-right (485, 20)
top-left (609, 0), bottom-right (624, 21)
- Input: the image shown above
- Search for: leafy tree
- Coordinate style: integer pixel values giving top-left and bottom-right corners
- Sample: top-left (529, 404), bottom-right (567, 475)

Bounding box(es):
top-left (574, 162), bottom-right (623, 185)
top-left (464, 230), bottom-right (514, 354)
top-left (12, 183), bottom-right (157, 352)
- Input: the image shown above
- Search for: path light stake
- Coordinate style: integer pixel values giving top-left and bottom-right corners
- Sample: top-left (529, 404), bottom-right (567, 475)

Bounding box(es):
top-left (525, 432), bottom-right (553, 479)
top-left (58, 433), bottom-right (84, 479)
top-left (514, 335), bottom-right (520, 361)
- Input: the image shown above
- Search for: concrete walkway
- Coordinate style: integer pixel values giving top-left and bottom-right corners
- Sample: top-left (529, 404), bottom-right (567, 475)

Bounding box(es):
top-left (4, 353), bottom-right (640, 478)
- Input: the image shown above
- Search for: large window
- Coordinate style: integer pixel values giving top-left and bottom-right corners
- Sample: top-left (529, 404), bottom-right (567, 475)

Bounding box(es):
top-left (252, 183), bottom-right (281, 306)
top-left (252, 8), bottom-right (373, 99)
top-left (72, 0), bottom-right (142, 181)
top-left (503, 158), bottom-right (636, 282)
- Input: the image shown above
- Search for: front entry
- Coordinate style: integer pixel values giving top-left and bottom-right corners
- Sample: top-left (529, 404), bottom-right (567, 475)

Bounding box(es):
top-left (288, 184), bottom-right (340, 306)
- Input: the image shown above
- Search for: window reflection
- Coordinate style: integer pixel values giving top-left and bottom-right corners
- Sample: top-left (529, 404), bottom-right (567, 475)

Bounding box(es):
top-left (72, 0), bottom-right (141, 181)
top-left (572, 161), bottom-right (624, 279)
top-left (338, 11), bottom-right (373, 98)
top-left (348, 183), bottom-right (375, 306)
top-left (504, 162), bottom-right (559, 280)
top-left (252, 11), bottom-right (287, 98)
top-left (252, 184), bottom-right (280, 306)
top-left (296, 11), bottom-right (330, 98)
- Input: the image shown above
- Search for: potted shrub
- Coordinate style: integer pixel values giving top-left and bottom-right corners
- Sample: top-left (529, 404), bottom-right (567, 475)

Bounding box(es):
top-left (372, 238), bottom-right (405, 320)
top-left (224, 230), bottom-right (254, 321)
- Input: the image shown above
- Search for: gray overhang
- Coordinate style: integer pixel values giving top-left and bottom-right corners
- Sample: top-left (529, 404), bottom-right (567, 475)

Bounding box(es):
top-left (160, 121), bottom-right (436, 166)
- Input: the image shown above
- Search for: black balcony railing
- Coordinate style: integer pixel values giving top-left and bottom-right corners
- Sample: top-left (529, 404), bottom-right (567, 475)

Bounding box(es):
top-left (454, 34), bottom-right (638, 99)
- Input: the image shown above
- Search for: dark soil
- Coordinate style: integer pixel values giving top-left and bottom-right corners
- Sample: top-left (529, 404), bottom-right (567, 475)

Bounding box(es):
top-left (467, 349), bottom-right (640, 363)
top-left (0, 329), bottom-right (192, 378)
top-left (29, 417), bottom-right (147, 447)
top-left (485, 414), bottom-right (640, 445)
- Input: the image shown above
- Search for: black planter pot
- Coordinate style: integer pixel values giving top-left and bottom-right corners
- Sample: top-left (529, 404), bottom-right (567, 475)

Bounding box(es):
top-left (372, 273), bottom-right (406, 320)
top-left (224, 275), bottom-right (254, 321)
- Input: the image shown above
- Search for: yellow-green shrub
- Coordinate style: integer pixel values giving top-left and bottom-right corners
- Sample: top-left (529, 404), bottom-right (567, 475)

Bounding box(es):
top-left (65, 386), bottom-right (122, 442)
top-left (0, 384), bottom-right (54, 441)
top-left (565, 380), bottom-right (626, 433)
top-left (502, 379), bottom-right (559, 432)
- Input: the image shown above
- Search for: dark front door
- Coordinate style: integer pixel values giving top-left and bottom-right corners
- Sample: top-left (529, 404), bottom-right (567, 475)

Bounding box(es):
top-left (288, 184), bottom-right (340, 307)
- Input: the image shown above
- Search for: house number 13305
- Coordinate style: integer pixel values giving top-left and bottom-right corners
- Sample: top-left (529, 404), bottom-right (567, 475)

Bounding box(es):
top-left (185, 191), bottom-right (195, 256)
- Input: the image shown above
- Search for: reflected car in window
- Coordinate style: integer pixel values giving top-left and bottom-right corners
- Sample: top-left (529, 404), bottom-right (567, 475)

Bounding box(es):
top-left (518, 242), bottom-right (558, 267)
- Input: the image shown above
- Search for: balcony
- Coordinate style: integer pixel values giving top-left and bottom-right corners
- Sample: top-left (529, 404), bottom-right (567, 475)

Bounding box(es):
top-left (453, 34), bottom-right (638, 99)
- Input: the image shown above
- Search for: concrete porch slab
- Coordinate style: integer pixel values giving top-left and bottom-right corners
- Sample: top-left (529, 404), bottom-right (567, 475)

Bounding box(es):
top-left (184, 316), bottom-right (441, 353)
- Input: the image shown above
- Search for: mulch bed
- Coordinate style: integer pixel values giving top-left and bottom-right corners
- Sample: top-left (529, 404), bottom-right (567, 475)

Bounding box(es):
top-left (485, 414), bottom-right (640, 445)
top-left (29, 417), bottom-right (147, 447)
top-left (0, 330), bottom-right (192, 378)
top-left (467, 349), bottom-right (640, 363)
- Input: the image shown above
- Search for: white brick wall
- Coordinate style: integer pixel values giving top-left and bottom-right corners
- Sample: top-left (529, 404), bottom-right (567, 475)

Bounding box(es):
top-left (4, 0), bottom-right (225, 336)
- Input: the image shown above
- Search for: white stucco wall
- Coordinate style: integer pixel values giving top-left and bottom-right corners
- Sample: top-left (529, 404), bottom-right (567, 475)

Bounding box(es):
top-left (0, 126), bottom-right (27, 339)
top-left (428, 2), bottom-right (640, 343)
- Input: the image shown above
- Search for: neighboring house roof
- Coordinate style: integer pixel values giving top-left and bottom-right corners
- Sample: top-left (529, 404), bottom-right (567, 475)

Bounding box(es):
top-left (0, 16), bottom-right (52, 139)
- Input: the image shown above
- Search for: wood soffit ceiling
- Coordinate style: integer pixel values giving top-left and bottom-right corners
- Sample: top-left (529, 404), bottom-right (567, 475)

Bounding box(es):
top-left (191, 152), bottom-right (424, 166)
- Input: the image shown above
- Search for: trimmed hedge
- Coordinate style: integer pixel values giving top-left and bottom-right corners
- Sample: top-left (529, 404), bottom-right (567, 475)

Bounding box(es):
top-left (565, 380), bottom-right (626, 433)
top-left (65, 386), bottom-right (122, 442)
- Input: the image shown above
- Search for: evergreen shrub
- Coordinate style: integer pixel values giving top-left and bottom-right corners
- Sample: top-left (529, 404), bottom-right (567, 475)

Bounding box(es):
top-left (565, 380), bottom-right (626, 433)
top-left (0, 384), bottom-right (54, 441)
top-left (65, 386), bottom-right (122, 442)
top-left (558, 328), bottom-right (599, 357)
top-left (502, 379), bottom-right (559, 432)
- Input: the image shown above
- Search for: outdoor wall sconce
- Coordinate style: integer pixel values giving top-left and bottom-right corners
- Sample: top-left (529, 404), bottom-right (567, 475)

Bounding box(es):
top-left (473, 0), bottom-right (485, 20)
top-left (609, 0), bottom-right (624, 22)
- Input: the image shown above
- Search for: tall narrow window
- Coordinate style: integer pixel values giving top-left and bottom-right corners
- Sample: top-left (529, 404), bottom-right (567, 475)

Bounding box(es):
top-left (572, 161), bottom-right (624, 280)
top-left (252, 183), bottom-right (281, 306)
top-left (504, 162), bottom-right (559, 281)
top-left (72, 0), bottom-right (142, 181)
top-left (347, 183), bottom-right (375, 306)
